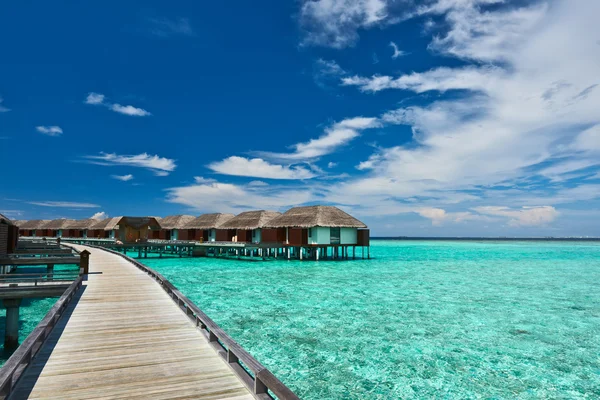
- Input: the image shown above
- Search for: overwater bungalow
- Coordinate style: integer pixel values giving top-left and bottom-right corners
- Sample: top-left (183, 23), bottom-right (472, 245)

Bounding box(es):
top-left (0, 214), bottom-right (19, 257)
top-left (44, 219), bottom-right (77, 237)
top-left (182, 213), bottom-right (235, 242)
top-left (18, 220), bottom-right (51, 237)
top-left (87, 217), bottom-right (121, 239)
top-left (216, 210), bottom-right (282, 243)
top-left (155, 215), bottom-right (196, 240)
top-left (264, 205), bottom-right (369, 247)
top-left (63, 218), bottom-right (101, 238)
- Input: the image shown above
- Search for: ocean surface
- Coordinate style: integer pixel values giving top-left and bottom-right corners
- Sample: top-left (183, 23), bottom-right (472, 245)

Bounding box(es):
top-left (3, 241), bottom-right (600, 399)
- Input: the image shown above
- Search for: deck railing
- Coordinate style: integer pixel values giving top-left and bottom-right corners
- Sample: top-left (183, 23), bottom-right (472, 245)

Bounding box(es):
top-left (0, 276), bottom-right (84, 399)
top-left (85, 244), bottom-right (299, 400)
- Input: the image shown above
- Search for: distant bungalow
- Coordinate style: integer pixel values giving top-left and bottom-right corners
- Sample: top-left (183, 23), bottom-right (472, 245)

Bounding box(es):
top-left (216, 210), bottom-right (282, 243)
top-left (264, 205), bottom-right (369, 247)
top-left (0, 213), bottom-right (19, 257)
top-left (18, 220), bottom-right (51, 237)
top-left (64, 218), bottom-right (100, 238)
top-left (154, 215), bottom-right (196, 241)
top-left (182, 213), bottom-right (235, 242)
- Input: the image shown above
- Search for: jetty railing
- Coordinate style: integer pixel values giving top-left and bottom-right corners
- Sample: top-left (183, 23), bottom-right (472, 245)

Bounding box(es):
top-left (0, 275), bottom-right (84, 399)
top-left (85, 244), bottom-right (299, 400)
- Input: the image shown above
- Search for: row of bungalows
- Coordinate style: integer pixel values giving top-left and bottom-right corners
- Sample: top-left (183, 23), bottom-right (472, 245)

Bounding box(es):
top-left (15, 206), bottom-right (370, 247)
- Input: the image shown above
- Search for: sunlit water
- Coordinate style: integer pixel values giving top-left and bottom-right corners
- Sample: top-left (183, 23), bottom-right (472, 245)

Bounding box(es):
top-left (3, 241), bottom-right (600, 398)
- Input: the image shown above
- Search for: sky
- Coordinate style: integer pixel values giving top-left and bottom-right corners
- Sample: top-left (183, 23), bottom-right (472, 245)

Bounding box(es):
top-left (1, 0), bottom-right (599, 237)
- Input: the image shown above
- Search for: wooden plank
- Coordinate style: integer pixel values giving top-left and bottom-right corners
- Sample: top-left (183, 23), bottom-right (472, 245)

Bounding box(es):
top-left (0, 257), bottom-right (80, 266)
top-left (8, 245), bottom-right (256, 400)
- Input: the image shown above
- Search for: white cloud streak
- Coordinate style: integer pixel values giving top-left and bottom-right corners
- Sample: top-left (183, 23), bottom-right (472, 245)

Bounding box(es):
top-left (255, 117), bottom-right (380, 161)
top-left (28, 201), bottom-right (100, 208)
top-left (389, 41), bottom-right (406, 58)
top-left (91, 211), bottom-right (108, 219)
top-left (111, 174), bottom-right (134, 182)
top-left (208, 156), bottom-right (317, 180)
top-left (473, 206), bottom-right (559, 227)
top-left (84, 152), bottom-right (176, 176)
top-left (0, 96), bottom-right (10, 112)
top-left (84, 92), bottom-right (151, 117)
top-left (36, 126), bottom-right (63, 136)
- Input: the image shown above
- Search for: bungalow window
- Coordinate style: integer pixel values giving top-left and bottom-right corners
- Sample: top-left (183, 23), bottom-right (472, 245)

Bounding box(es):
top-left (308, 228), bottom-right (312, 238)
top-left (330, 227), bottom-right (340, 244)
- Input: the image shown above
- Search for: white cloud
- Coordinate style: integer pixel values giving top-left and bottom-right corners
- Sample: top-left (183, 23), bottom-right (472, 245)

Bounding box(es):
top-left (389, 41), bottom-right (406, 58)
top-left (256, 117), bottom-right (381, 161)
top-left (110, 104), bottom-right (151, 117)
top-left (247, 180), bottom-right (269, 187)
top-left (300, 0), bottom-right (390, 48)
top-left (147, 17), bottom-right (194, 37)
top-left (313, 59), bottom-right (347, 88)
top-left (342, 65), bottom-right (503, 93)
top-left (28, 201), bottom-right (100, 208)
top-left (417, 207), bottom-right (484, 226)
top-left (84, 152), bottom-right (176, 176)
top-left (194, 176), bottom-right (217, 184)
top-left (208, 156), bottom-right (317, 180)
top-left (335, 0), bottom-right (600, 215)
top-left (167, 179), bottom-right (314, 214)
top-left (85, 93), bottom-right (151, 117)
top-left (328, 162), bottom-right (338, 168)
top-left (85, 92), bottom-right (105, 105)
top-left (474, 206), bottom-right (559, 227)
top-left (111, 174), bottom-right (134, 181)
top-left (0, 96), bottom-right (10, 112)
top-left (91, 211), bottom-right (108, 220)
top-left (36, 126), bottom-right (63, 136)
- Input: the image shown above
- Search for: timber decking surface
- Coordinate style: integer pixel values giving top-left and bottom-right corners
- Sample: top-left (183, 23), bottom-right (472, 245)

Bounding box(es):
top-left (10, 244), bottom-right (254, 400)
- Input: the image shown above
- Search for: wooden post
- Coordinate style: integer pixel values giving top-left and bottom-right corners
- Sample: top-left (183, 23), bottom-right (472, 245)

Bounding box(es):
top-left (368, 246), bottom-right (370, 259)
top-left (3, 298), bottom-right (22, 348)
top-left (80, 250), bottom-right (90, 275)
top-left (316, 248), bottom-right (319, 261)
top-left (299, 247), bottom-right (303, 261)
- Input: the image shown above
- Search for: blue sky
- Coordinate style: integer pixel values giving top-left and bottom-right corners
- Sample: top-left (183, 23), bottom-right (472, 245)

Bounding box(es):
top-left (1, 0), bottom-right (599, 236)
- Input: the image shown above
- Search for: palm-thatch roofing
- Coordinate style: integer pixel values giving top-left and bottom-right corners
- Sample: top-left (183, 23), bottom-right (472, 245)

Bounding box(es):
top-left (218, 210), bottom-right (281, 230)
top-left (159, 215), bottom-right (196, 230)
top-left (66, 218), bottom-right (101, 230)
top-left (19, 220), bottom-right (51, 230)
top-left (11, 220), bottom-right (26, 227)
top-left (183, 213), bottom-right (235, 230)
top-left (90, 217), bottom-right (122, 231)
top-left (0, 214), bottom-right (14, 225)
top-left (264, 206), bottom-right (367, 228)
top-left (44, 219), bottom-right (77, 230)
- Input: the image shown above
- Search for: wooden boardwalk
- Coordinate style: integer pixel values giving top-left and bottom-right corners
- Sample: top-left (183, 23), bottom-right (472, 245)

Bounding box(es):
top-left (9, 245), bottom-right (254, 400)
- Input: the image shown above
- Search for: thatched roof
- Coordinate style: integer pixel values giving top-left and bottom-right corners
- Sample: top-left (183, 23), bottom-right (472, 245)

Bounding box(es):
top-left (218, 210), bottom-right (281, 230)
top-left (183, 213), bottom-right (235, 230)
top-left (264, 206), bottom-right (367, 228)
top-left (45, 219), bottom-right (77, 230)
top-left (19, 220), bottom-right (51, 230)
top-left (12, 220), bottom-right (26, 227)
top-left (66, 218), bottom-right (101, 230)
top-left (0, 214), bottom-right (14, 225)
top-left (159, 215), bottom-right (196, 230)
top-left (90, 217), bottom-right (122, 231)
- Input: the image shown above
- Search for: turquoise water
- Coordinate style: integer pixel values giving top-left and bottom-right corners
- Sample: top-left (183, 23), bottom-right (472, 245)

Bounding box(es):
top-left (0, 264), bottom-right (79, 365)
top-left (138, 240), bottom-right (600, 399)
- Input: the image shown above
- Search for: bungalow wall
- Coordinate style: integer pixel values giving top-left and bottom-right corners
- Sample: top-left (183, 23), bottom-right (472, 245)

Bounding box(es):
top-left (0, 224), bottom-right (7, 257)
top-left (216, 229), bottom-right (235, 242)
top-left (287, 228), bottom-right (308, 246)
top-left (7, 225), bottom-right (18, 254)
top-left (236, 230), bottom-right (252, 243)
top-left (261, 228), bottom-right (285, 243)
top-left (357, 229), bottom-right (370, 246)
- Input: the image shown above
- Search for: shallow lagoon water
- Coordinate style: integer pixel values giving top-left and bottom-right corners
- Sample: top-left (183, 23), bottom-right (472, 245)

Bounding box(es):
top-left (3, 241), bottom-right (599, 398)
top-left (142, 240), bottom-right (600, 399)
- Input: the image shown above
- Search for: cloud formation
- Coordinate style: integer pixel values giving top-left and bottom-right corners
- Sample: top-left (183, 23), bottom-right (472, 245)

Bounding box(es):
top-left (84, 92), bottom-right (151, 117)
top-left (208, 156), bottom-right (317, 180)
top-left (474, 206), bottom-right (559, 227)
top-left (255, 117), bottom-right (380, 161)
top-left (0, 96), bottom-right (10, 112)
top-left (111, 174), bottom-right (134, 182)
top-left (36, 126), bottom-right (63, 136)
top-left (389, 41), bottom-right (406, 59)
top-left (147, 17), bottom-right (194, 37)
top-left (28, 201), bottom-right (100, 208)
top-left (84, 152), bottom-right (176, 176)
top-left (91, 211), bottom-right (108, 219)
